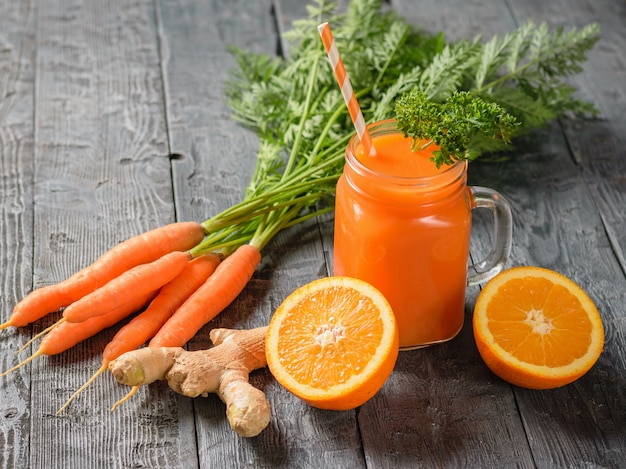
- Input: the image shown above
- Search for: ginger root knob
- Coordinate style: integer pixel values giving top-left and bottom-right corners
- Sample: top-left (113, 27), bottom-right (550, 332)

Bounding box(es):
top-left (109, 326), bottom-right (270, 437)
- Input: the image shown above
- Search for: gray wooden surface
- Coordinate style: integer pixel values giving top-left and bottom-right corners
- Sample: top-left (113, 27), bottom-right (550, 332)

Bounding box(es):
top-left (1, 0), bottom-right (624, 467)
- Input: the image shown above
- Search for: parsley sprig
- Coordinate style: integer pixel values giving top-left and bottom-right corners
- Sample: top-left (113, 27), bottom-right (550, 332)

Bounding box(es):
top-left (395, 90), bottom-right (519, 167)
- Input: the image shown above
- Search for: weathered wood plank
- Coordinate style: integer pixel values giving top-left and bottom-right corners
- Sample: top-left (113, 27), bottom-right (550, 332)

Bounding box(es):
top-left (15, 0), bottom-right (195, 467)
top-left (158, 0), bottom-right (275, 224)
top-left (469, 126), bottom-right (625, 468)
top-left (498, 1), bottom-right (626, 466)
top-left (159, 0), bottom-right (365, 466)
top-left (395, 0), bottom-right (517, 39)
top-left (330, 1), bottom-right (532, 467)
top-left (347, 0), bottom-right (625, 467)
top-left (508, 0), bottom-right (626, 263)
top-left (0, 1), bottom-right (36, 467)
top-left (393, 0), bottom-right (626, 466)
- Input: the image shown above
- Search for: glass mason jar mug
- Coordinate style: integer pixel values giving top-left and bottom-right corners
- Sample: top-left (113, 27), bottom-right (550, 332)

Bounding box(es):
top-left (333, 120), bottom-right (513, 350)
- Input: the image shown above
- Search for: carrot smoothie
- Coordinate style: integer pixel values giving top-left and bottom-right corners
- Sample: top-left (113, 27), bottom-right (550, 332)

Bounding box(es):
top-left (333, 120), bottom-right (472, 349)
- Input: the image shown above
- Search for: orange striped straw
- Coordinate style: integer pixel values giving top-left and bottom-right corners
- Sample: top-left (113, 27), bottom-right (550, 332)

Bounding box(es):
top-left (317, 22), bottom-right (376, 157)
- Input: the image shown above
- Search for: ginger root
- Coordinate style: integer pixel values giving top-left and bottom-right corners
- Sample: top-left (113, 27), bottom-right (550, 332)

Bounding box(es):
top-left (108, 326), bottom-right (270, 437)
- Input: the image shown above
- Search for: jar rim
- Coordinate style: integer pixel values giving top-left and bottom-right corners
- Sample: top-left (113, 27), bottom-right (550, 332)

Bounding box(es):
top-left (346, 119), bottom-right (467, 187)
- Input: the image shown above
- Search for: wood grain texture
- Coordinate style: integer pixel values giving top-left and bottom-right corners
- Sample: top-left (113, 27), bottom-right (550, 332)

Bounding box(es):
top-left (347, 2), bottom-right (530, 467)
top-left (0, 1), bottom-right (36, 467)
top-left (394, 0), bottom-right (517, 40)
top-left (10, 0), bottom-right (195, 467)
top-left (159, 0), bottom-right (364, 466)
top-left (159, 0), bottom-right (273, 224)
top-left (508, 0), bottom-right (626, 267)
top-left (498, 1), bottom-right (626, 466)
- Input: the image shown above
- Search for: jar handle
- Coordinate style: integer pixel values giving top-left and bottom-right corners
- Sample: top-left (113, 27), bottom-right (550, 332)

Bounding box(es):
top-left (467, 186), bottom-right (513, 287)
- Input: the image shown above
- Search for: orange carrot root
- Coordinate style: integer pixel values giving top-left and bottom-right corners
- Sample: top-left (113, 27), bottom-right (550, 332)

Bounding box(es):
top-left (62, 251), bottom-right (191, 323)
top-left (5, 221), bottom-right (205, 329)
top-left (0, 290), bottom-right (157, 378)
top-left (149, 244), bottom-right (262, 348)
top-left (102, 253), bottom-right (221, 361)
top-left (110, 385), bottom-right (140, 412)
top-left (14, 319), bottom-right (65, 355)
top-left (43, 291), bottom-right (158, 356)
top-left (56, 253), bottom-right (221, 413)
top-left (56, 364), bottom-right (108, 414)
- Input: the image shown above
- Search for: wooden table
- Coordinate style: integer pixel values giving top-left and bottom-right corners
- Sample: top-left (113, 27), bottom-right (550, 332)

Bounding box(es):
top-left (1, 0), bottom-right (624, 467)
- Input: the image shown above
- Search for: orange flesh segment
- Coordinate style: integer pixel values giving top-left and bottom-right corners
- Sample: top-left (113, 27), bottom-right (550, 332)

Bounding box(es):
top-left (276, 286), bottom-right (384, 390)
top-left (485, 277), bottom-right (593, 367)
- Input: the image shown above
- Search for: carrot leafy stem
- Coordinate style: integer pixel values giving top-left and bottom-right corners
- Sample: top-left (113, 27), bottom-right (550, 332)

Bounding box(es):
top-left (394, 18), bottom-right (599, 166)
top-left (193, 0), bottom-right (599, 253)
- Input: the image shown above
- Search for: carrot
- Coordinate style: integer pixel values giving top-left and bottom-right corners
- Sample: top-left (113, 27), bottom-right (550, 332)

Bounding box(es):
top-left (1, 221), bottom-right (205, 330)
top-left (56, 253), bottom-right (222, 414)
top-left (102, 253), bottom-right (221, 358)
top-left (0, 290), bottom-right (158, 378)
top-left (149, 244), bottom-right (262, 348)
top-left (109, 386), bottom-right (141, 411)
top-left (62, 250), bottom-right (191, 323)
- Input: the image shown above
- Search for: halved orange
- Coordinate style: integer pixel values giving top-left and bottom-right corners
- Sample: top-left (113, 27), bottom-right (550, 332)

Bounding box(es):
top-left (473, 266), bottom-right (604, 389)
top-left (265, 276), bottom-right (399, 410)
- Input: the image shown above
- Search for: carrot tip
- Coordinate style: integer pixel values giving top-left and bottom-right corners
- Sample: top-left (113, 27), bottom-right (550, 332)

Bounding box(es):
top-left (110, 385), bottom-right (140, 412)
top-left (0, 349), bottom-right (43, 378)
top-left (56, 364), bottom-right (107, 415)
top-left (14, 319), bottom-right (64, 355)
top-left (0, 320), bottom-right (13, 331)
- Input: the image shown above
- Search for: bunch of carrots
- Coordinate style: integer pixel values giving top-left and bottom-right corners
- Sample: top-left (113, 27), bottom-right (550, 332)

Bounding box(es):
top-left (0, 1), bottom-right (372, 413)
top-left (0, 0), bottom-right (601, 415)
top-left (0, 3), bottom-right (356, 413)
top-left (0, 184), bottom-right (335, 412)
